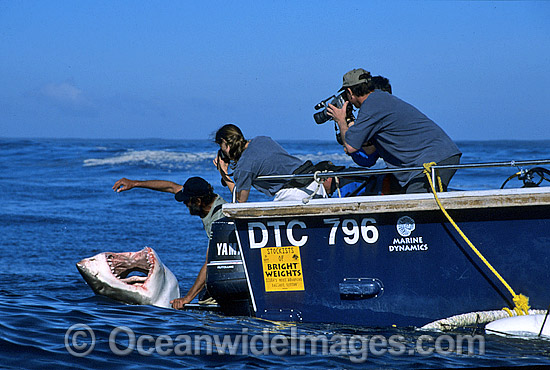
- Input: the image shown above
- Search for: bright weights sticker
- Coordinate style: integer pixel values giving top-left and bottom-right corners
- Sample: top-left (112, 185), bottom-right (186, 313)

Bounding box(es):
top-left (261, 246), bottom-right (304, 292)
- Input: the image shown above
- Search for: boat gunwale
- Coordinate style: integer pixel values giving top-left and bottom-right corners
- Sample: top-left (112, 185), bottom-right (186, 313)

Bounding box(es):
top-left (222, 186), bottom-right (550, 218)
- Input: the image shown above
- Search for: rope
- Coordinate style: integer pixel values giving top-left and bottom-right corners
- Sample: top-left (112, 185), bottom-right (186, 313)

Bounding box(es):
top-left (420, 309), bottom-right (546, 331)
top-left (500, 171), bottom-right (522, 189)
top-left (423, 162), bottom-right (531, 316)
top-left (302, 170), bottom-right (325, 204)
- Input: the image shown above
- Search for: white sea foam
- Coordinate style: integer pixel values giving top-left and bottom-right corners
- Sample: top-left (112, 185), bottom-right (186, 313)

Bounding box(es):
top-left (83, 149), bottom-right (377, 169)
top-left (295, 152), bottom-right (351, 164)
top-left (83, 150), bottom-right (215, 168)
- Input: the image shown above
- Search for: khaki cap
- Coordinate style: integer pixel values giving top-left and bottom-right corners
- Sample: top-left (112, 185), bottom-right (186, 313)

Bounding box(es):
top-left (339, 68), bottom-right (371, 91)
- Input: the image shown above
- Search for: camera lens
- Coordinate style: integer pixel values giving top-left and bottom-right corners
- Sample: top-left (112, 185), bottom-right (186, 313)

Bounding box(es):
top-left (313, 110), bottom-right (331, 124)
top-left (314, 102), bottom-right (325, 110)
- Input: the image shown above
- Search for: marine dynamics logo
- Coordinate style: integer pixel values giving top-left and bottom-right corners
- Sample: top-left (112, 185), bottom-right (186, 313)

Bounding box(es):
top-left (396, 216), bottom-right (415, 237)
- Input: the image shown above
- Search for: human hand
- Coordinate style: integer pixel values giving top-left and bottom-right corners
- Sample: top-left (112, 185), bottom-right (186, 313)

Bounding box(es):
top-left (112, 178), bottom-right (136, 192)
top-left (171, 296), bottom-right (192, 310)
top-left (327, 101), bottom-right (349, 125)
top-left (213, 152), bottom-right (229, 173)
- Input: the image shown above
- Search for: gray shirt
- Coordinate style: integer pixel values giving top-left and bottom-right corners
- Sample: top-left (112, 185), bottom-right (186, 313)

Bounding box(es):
top-left (346, 90), bottom-right (461, 186)
top-left (233, 136), bottom-right (303, 197)
top-left (201, 195), bottom-right (226, 240)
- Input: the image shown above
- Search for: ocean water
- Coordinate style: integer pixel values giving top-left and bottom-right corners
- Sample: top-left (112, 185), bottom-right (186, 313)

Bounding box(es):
top-left (1, 137), bottom-right (550, 369)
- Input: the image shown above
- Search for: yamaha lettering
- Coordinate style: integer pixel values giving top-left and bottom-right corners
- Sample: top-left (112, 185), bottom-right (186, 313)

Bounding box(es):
top-left (216, 242), bottom-right (240, 256)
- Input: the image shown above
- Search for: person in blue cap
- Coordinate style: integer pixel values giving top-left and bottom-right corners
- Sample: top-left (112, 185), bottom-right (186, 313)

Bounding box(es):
top-left (112, 176), bottom-right (225, 309)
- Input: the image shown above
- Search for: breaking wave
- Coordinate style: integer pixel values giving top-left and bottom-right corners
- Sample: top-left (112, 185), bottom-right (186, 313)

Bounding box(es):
top-left (83, 150), bottom-right (357, 169)
top-left (83, 150), bottom-right (215, 169)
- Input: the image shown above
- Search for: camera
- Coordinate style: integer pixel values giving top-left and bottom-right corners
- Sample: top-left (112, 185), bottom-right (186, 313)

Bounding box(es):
top-left (216, 149), bottom-right (232, 187)
top-left (314, 92), bottom-right (355, 145)
top-left (313, 93), bottom-right (351, 125)
top-left (217, 149), bottom-right (230, 163)
top-left (315, 75), bottom-right (391, 145)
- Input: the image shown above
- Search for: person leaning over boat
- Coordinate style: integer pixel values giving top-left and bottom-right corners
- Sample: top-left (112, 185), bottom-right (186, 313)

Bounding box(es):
top-left (345, 75), bottom-right (392, 169)
top-left (213, 124), bottom-right (327, 202)
top-left (327, 68), bottom-right (462, 193)
top-left (112, 176), bottom-right (225, 309)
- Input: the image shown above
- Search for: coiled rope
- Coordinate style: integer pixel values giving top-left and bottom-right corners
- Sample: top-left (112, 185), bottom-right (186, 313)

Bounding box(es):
top-left (423, 162), bottom-right (530, 317)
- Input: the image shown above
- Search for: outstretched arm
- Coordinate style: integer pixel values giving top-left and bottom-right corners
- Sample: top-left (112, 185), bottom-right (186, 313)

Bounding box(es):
top-left (171, 261), bottom-right (207, 309)
top-left (112, 178), bottom-right (183, 194)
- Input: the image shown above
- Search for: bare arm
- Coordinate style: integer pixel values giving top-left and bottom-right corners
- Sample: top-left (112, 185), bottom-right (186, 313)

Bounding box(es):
top-left (171, 261), bottom-right (207, 309)
top-left (112, 178), bottom-right (183, 194)
top-left (213, 156), bottom-right (235, 193)
top-left (212, 151), bottom-right (249, 202)
top-left (236, 189), bottom-right (250, 203)
top-left (362, 143), bottom-right (377, 155)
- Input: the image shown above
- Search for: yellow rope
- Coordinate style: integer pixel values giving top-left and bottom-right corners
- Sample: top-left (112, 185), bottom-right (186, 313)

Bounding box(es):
top-left (423, 162), bottom-right (530, 316)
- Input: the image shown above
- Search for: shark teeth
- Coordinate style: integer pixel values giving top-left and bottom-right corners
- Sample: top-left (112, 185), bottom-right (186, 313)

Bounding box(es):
top-left (105, 249), bottom-right (153, 282)
top-left (146, 248), bottom-right (154, 270)
top-left (110, 265), bottom-right (119, 277)
top-left (106, 255), bottom-right (118, 277)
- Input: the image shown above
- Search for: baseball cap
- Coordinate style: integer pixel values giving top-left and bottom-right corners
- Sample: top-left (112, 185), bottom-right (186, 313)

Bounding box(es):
top-left (175, 177), bottom-right (213, 203)
top-left (339, 68), bottom-right (371, 91)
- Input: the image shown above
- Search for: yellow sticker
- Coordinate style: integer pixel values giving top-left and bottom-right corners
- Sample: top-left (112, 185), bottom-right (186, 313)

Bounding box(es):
top-left (261, 246), bottom-right (304, 292)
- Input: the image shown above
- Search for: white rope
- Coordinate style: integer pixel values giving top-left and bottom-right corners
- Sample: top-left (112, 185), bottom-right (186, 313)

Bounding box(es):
top-left (302, 170), bottom-right (325, 204)
top-left (420, 309), bottom-right (547, 331)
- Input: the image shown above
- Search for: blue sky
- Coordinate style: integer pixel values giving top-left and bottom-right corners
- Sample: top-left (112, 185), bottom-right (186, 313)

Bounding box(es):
top-left (1, 1), bottom-right (549, 141)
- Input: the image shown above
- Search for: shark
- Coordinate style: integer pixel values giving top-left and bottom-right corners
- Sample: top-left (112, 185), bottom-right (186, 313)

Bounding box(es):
top-left (76, 247), bottom-right (180, 308)
top-left (485, 314), bottom-right (550, 338)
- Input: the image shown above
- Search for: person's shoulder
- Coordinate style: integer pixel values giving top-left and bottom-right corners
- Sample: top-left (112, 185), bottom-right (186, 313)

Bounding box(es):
top-left (213, 194), bottom-right (227, 204)
top-left (247, 136), bottom-right (278, 150)
top-left (363, 90), bottom-right (401, 110)
top-left (251, 136), bottom-right (274, 143)
top-left (206, 195), bottom-right (226, 220)
top-left (369, 90), bottom-right (393, 101)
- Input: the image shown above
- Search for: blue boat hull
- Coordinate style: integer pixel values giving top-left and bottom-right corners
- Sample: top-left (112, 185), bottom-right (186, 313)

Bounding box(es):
top-left (227, 190), bottom-right (550, 327)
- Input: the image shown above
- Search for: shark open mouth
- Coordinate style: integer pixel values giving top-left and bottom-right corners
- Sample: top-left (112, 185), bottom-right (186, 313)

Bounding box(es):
top-left (106, 247), bottom-right (155, 285)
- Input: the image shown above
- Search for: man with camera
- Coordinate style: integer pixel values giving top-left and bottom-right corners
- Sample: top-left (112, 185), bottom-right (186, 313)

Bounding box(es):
top-left (112, 176), bottom-right (225, 309)
top-left (327, 68), bottom-right (461, 193)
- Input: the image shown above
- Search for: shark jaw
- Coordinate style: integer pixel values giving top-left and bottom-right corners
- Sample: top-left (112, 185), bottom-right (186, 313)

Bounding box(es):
top-left (106, 248), bottom-right (153, 284)
top-left (76, 247), bottom-right (180, 308)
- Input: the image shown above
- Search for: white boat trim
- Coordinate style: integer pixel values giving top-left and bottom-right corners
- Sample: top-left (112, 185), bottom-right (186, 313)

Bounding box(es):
top-left (207, 260), bottom-right (243, 266)
top-left (222, 187), bottom-right (550, 219)
top-left (234, 226), bottom-right (257, 313)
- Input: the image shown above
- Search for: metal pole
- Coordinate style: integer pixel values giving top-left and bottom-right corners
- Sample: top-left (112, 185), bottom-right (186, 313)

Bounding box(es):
top-left (256, 159), bottom-right (550, 182)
